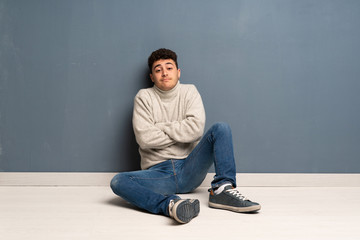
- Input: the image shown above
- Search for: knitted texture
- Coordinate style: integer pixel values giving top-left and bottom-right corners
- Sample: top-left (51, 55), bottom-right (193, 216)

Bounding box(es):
top-left (133, 82), bottom-right (206, 169)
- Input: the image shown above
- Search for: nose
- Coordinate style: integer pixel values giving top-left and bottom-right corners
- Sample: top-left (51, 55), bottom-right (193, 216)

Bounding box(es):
top-left (162, 69), bottom-right (168, 77)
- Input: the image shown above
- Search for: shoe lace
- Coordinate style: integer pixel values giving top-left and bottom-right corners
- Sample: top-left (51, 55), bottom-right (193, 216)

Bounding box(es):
top-left (226, 189), bottom-right (249, 201)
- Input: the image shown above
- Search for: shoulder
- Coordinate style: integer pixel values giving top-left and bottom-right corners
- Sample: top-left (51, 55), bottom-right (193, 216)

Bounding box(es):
top-left (135, 87), bottom-right (154, 100)
top-left (179, 83), bottom-right (200, 94)
top-left (179, 83), bottom-right (201, 99)
top-left (134, 88), bottom-right (156, 108)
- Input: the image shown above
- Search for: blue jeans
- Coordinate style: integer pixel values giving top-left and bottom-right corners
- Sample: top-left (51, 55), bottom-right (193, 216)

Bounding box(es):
top-left (110, 122), bottom-right (236, 216)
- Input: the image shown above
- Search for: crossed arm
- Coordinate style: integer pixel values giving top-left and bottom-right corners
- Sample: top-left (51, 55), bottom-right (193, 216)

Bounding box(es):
top-left (132, 87), bottom-right (205, 150)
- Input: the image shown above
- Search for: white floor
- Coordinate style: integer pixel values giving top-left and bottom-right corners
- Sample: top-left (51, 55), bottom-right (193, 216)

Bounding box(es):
top-left (0, 186), bottom-right (359, 240)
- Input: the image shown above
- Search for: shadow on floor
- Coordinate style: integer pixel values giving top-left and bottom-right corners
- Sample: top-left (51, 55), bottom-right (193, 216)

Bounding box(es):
top-left (105, 197), bottom-right (148, 214)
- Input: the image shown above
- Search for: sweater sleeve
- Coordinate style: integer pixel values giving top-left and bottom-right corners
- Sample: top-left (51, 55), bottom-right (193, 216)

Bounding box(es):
top-left (156, 85), bottom-right (205, 143)
top-left (132, 91), bottom-right (176, 149)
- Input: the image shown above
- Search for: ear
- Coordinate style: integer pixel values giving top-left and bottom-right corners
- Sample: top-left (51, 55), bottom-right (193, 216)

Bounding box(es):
top-left (150, 73), bottom-right (154, 82)
top-left (177, 68), bottom-right (181, 79)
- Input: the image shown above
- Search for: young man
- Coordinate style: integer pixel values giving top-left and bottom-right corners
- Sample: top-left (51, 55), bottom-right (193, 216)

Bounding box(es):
top-left (110, 48), bottom-right (260, 224)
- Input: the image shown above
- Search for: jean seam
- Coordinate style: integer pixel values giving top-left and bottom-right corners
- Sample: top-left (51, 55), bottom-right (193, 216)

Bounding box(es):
top-left (171, 160), bottom-right (179, 193)
top-left (130, 175), bottom-right (173, 181)
top-left (208, 130), bottom-right (224, 183)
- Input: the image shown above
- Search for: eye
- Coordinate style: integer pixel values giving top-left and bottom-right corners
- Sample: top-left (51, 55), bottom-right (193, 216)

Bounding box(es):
top-left (167, 67), bottom-right (173, 70)
top-left (155, 69), bottom-right (161, 73)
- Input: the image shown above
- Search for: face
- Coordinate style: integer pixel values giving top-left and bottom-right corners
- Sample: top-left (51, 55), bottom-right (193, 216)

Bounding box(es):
top-left (150, 59), bottom-right (181, 91)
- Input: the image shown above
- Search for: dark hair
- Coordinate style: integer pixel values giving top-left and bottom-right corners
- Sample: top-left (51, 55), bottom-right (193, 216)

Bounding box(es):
top-left (148, 48), bottom-right (178, 73)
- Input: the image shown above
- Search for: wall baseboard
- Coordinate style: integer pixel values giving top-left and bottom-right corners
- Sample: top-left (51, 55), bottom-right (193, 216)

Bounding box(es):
top-left (1, 172), bottom-right (359, 187)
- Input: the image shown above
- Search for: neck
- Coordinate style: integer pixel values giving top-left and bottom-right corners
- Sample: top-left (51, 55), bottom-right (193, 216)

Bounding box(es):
top-left (153, 81), bottom-right (180, 100)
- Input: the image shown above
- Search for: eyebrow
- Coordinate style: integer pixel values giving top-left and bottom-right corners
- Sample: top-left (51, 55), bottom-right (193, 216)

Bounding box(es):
top-left (153, 62), bottom-right (175, 70)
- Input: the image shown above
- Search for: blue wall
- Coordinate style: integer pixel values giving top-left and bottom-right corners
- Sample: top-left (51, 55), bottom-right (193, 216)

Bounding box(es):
top-left (1, 0), bottom-right (359, 173)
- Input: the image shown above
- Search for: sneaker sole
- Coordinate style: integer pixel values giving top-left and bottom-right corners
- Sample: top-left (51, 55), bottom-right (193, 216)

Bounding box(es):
top-left (209, 202), bottom-right (261, 213)
top-left (173, 199), bottom-right (200, 224)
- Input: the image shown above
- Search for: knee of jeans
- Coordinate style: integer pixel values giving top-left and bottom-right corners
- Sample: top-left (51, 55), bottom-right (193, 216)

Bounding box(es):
top-left (212, 122), bottom-right (231, 134)
top-left (110, 173), bottom-right (126, 194)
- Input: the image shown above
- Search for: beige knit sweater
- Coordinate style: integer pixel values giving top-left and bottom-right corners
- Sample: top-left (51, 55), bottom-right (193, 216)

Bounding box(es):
top-left (132, 81), bottom-right (206, 169)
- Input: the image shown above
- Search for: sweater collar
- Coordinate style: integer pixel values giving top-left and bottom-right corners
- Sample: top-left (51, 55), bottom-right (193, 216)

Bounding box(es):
top-left (153, 81), bottom-right (180, 100)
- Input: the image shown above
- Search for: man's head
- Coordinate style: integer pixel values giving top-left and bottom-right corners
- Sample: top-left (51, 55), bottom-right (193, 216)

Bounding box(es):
top-left (148, 48), bottom-right (178, 72)
top-left (148, 48), bottom-right (181, 91)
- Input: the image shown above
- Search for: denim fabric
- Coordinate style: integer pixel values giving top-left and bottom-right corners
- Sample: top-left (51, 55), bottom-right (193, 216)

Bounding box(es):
top-left (110, 122), bottom-right (236, 216)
